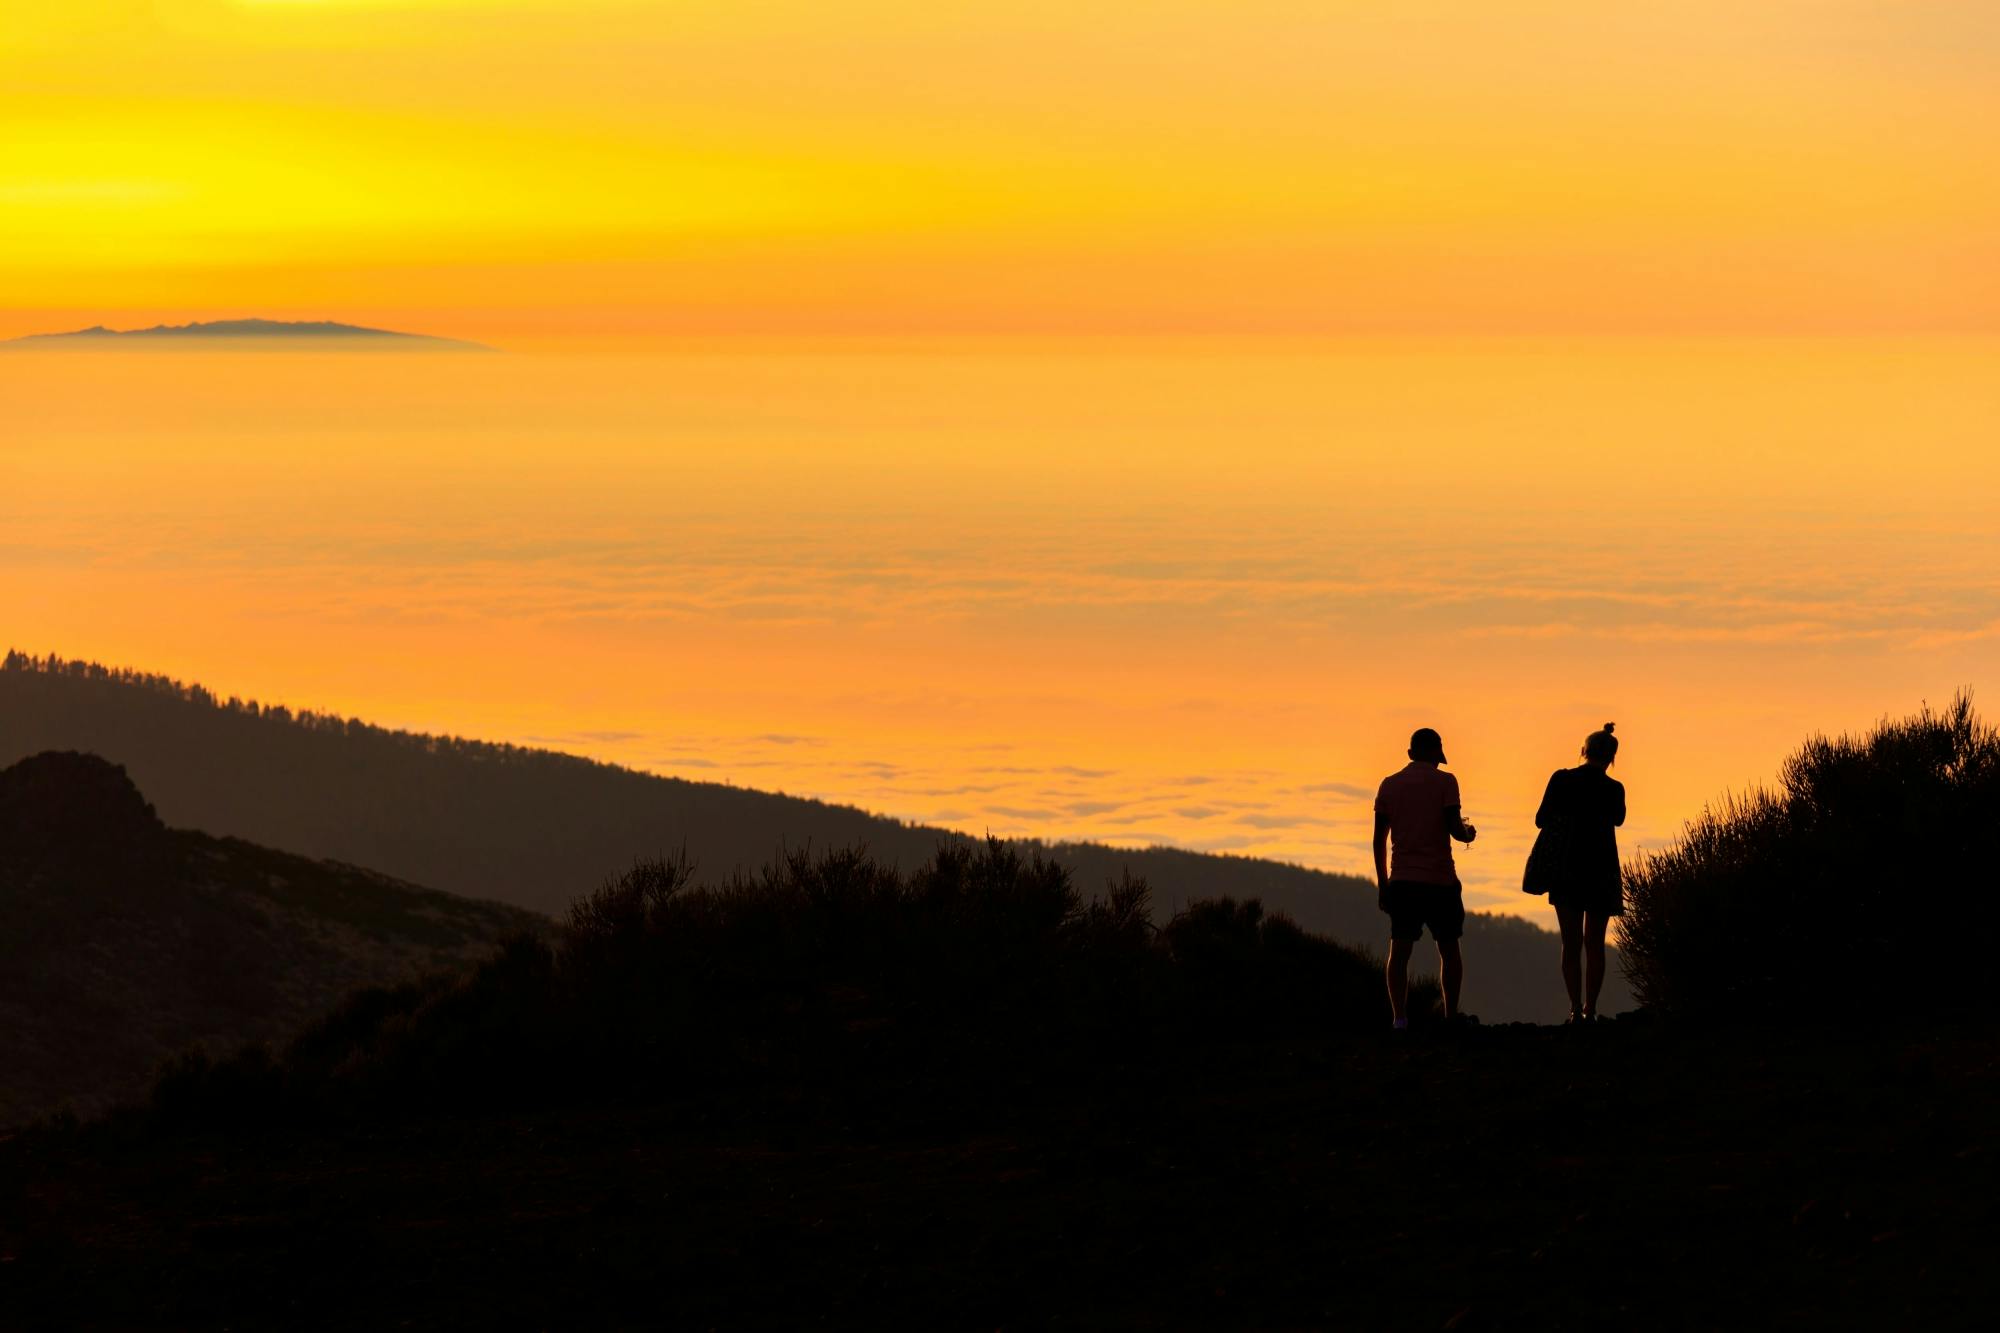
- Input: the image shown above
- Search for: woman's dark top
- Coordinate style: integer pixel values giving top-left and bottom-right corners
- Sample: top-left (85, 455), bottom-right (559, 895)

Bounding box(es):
top-left (1533, 765), bottom-right (1627, 908)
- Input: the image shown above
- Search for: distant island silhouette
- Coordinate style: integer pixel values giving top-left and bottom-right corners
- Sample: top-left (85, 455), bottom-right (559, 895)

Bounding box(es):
top-left (7, 318), bottom-right (490, 350)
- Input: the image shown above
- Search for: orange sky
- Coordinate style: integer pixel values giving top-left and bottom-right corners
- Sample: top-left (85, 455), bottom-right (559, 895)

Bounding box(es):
top-left (6, 339), bottom-right (1996, 916)
top-left (6, 1), bottom-right (2000, 340)
top-left (5, 4), bottom-right (1998, 918)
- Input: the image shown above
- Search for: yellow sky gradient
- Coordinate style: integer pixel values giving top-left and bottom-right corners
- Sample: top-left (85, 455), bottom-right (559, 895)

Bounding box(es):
top-left (5, 4), bottom-right (1997, 919)
top-left (6, 1), bottom-right (1999, 338)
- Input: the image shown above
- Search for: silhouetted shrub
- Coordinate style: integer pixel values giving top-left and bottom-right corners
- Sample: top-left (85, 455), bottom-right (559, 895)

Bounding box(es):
top-left (147, 841), bottom-right (1394, 1125)
top-left (1164, 899), bottom-right (1396, 1034)
top-left (1620, 695), bottom-right (1999, 1018)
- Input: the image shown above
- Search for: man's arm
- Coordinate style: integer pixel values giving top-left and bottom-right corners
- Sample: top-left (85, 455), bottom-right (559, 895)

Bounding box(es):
top-left (1373, 811), bottom-right (1391, 887)
top-left (1444, 773), bottom-right (1476, 843)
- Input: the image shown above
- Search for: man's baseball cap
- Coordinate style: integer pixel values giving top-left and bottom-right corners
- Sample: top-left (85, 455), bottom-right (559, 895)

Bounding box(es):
top-left (1409, 728), bottom-right (1448, 763)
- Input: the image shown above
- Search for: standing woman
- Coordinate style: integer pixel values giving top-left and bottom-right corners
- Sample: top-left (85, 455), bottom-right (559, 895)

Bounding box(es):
top-left (1525, 723), bottom-right (1626, 1022)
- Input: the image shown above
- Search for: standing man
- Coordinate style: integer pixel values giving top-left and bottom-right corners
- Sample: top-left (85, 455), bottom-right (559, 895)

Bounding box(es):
top-left (1374, 727), bottom-right (1477, 1029)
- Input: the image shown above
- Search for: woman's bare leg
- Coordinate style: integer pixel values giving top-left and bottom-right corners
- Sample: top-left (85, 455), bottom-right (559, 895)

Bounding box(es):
top-left (1555, 904), bottom-right (1584, 1018)
top-left (1583, 912), bottom-right (1611, 1018)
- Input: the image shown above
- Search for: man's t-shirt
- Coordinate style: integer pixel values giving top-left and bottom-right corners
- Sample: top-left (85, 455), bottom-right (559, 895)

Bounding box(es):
top-left (1375, 761), bottom-right (1461, 887)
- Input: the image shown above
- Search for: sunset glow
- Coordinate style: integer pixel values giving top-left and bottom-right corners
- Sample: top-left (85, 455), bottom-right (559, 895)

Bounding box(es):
top-left (7, 2), bottom-right (2000, 339)
top-left (10, 8), bottom-right (1999, 1323)
top-left (8, 338), bottom-right (1996, 915)
top-left (5, 2), bottom-right (1997, 919)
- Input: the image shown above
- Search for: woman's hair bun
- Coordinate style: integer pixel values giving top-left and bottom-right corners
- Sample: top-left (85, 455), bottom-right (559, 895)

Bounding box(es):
top-left (1602, 722), bottom-right (1616, 733)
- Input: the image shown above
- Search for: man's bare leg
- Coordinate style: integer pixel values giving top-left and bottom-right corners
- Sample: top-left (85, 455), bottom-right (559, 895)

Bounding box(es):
top-left (1583, 912), bottom-right (1610, 1019)
top-left (1387, 938), bottom-right (1414, 1025)
top-left (1555, 904), bottom-right (1584, 1018)
top-left (1437, 938), bottom-right (1463, 1019)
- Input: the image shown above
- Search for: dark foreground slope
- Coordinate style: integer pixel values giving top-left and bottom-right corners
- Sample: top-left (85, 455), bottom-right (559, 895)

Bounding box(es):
top-left (4, 1020), bottom-right (1991, 1330)
top-left (5, 812), bottom-right (1991, 1329)
top-left (0, 654), bottom-right (1628, 1022)
top-left (9, 709), bottom-right (1988, 1328)
top-left (0, 752), bottom-right (539, 1125)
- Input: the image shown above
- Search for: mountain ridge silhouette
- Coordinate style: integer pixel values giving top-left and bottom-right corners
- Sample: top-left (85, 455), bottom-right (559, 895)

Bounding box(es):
top-left (0, 651), bottom-right (1630, 1022)
top-left (0, 750), bottom-right (539, 1124)
top-left (5, 687), bottom-right (1981, 1330)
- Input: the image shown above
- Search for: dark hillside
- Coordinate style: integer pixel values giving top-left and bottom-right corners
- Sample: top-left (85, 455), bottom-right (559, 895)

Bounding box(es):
top-left (137, 844), bottom-right (1420, 1129)
top-left (5, 1019), bottom-right (1992, 1329)
top-left (5, 725), bottom-right (1993, 1327)
top-left (0, 752), bottom-right (539, 1125)
top-left (0, 653), bottom-right (1628, 1022)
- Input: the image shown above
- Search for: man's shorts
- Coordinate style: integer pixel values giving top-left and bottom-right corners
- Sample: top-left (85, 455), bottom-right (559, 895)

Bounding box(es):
top-left (1380, 879), bottom-right (1465, 943)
